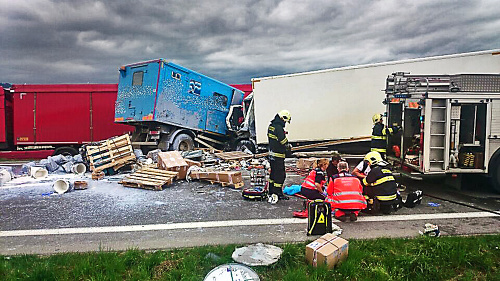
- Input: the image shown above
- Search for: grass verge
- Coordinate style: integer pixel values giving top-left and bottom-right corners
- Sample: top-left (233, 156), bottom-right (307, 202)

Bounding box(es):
top-left (1, 235), bottom-right (499, 280)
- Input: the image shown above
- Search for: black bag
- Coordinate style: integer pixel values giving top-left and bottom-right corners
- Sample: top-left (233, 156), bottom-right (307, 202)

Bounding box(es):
top-left (242, 186), bottom-right (268, 201)
top-left (404, 190), bottom-right (423, 208)
top-left (307, 200), bottom-right (332, 236)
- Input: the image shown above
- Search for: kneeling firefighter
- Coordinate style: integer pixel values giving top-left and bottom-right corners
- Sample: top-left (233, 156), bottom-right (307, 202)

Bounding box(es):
top-left (362, 151), bottom-right (401, 214)
top-left (267, 110), bottom-right (292, 204)
top-left (326, 161), bottom-right (367, 222)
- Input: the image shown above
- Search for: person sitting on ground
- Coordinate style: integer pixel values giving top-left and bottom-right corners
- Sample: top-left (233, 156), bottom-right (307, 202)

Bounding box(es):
top-left (292, 158), bottom-right (328, 218)
top-left (362, 151), bottom-right (401, 214)
top-left (326, 161), bottom-right (367, 222)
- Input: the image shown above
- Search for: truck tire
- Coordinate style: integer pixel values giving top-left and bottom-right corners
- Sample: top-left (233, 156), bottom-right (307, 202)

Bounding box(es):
top-left (489, 155), bottom-right (500, 193)
top-left (236, 139), bottom-right (255, 154)
top-left (172, 133), bottom-right (194, 152)
top-left (54, 146), bottom-right (78, 156)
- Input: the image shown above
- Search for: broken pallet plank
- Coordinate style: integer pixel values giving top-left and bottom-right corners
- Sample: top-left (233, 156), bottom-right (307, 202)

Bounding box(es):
top-left (214, 151), bottom-right (253, 161)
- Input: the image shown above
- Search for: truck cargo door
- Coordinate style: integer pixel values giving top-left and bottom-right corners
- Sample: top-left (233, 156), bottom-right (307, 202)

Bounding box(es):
top-left (115, 61), bottom-right (160, 122)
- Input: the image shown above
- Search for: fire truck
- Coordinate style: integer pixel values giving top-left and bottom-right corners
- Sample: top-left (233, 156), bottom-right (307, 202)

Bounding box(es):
top-left (384, 72), bottom-right (500, 192)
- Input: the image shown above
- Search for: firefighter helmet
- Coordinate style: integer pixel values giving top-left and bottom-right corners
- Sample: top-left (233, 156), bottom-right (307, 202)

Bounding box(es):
top-left (364, 151), bottom-right (383, 166)
top-left (372, 113), bottom-right (382, 124)
top-left (278, 110), bottom-right (291, 123)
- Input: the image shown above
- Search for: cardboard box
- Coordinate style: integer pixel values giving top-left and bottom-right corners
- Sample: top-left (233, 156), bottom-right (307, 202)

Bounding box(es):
top-left (305, 233), bottom-right (349, 269)
top-left (158, 151), bottom-right (188, 179)
top-left (296, 158), bottom-right (319, 170)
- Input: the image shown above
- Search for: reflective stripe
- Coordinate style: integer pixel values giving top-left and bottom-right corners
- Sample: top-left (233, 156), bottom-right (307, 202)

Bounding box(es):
top-left (362, 178), bottom-right (368, 186)
top-left (270, 151), bottom-right (285, 158)
top-left (371, 148), bottom-right (386, 153)
top-left (382, 128), bottom-right (393, 135)
top-left (376, 194), bottom-right (397, 201)
top-left (328, 199), bottom-right (368, 205)
top-left (373, 176), bottom-right (395, 186)
top-left (371, 136), bottom-right (386, 140)
top-left (280, 137), bottom-right (288, 145)
top-left (269, 126), bottom-right (275, 131)
top-left (332, 191), bottom-right (362, 196)
top-left (268, 133), bottom-right (278, 140)
top-left (274, 182), bottom-right (283, 187)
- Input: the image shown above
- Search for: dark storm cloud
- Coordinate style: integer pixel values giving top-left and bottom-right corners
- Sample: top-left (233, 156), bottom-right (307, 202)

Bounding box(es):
top-left (0, 0), bottom-right (498, 85)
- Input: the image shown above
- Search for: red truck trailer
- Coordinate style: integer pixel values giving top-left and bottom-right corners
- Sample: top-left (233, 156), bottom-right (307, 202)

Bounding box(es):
top-left (0, 84), bottom-right (133, 158)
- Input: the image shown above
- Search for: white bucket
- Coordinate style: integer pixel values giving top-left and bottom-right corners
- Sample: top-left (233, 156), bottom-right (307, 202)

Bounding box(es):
top-left (53, 179), bottom-right (73, 194)
top-left (0, 169), bottom-right (12, 185)
top-left (71, 163), bottom-right (86, 175)
top-left (30, 166), bottom-right (48, 179)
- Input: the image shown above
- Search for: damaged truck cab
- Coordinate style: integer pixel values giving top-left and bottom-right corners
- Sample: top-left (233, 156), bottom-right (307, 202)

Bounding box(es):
top-left (384, 72), bottom-right (500, 192)
top-left (114, 59), bottom-right (244, 151)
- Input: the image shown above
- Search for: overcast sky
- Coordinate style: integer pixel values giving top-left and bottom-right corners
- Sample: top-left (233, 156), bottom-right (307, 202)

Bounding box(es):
top-left (0, 0), bottom-right (498, 85)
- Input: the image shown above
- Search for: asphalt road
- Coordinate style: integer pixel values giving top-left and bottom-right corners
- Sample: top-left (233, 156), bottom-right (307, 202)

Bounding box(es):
top-left (1, 164), bottom-right (499, 255)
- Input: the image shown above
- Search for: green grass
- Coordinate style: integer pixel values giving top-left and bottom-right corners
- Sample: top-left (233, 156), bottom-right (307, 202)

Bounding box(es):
top-left (1, 235), bottom-right (499, 280)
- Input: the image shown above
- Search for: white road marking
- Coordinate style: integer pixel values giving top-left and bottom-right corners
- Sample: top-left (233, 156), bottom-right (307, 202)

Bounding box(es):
top-left (1, 212), bottom-right (498, 237)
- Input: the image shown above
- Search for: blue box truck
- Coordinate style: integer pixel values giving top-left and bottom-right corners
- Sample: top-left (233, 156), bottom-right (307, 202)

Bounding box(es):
top-left (114, 59), bottom-right (245, 151)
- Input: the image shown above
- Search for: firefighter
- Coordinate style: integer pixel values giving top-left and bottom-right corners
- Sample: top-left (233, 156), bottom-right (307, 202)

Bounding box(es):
top-left (326, 161), bottom-right (367, 222)
top-left (371, 113), bottom-right (401, 159)
top-left (362, 151), bottom-right (401, 214)
top-left (267, 110), bottom-right (292, 204)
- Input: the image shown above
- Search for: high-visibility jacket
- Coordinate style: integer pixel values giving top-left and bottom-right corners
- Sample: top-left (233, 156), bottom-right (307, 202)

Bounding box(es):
top-left (302, 168), bottom-right (326, 190)
top-left (371, 122), bottom-right (400, 154)
top-left (267, 114), bottom-right (288, 158)
top-left (325, 173), bottom-right (367, 210)
top-left (362, 165), bottom-right (398, 202)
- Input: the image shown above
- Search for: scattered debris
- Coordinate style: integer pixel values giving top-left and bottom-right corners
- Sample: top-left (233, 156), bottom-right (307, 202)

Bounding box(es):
top-left (214, 151), bottom-right (253, 162)
top-left (419, 223), bottom-right (440, 237)
top-left (189, 169), bottom-right (244, 189)
top-left (232, 243), bottom-right (283, 266)
top-left (158, 151), bottom-right (189, 180)
top-left (85, 134), bottom-right (136, 174)
top-left (73, 180), bottom-right (89, 190)
top-left (428, 202), bottom-right (441, 207)
top-left (119, 167), bottom-right (178, 191)
top-left (53, 179), bottom-right (73, 194)
top-left (29, 166), bottom-right (48, 179)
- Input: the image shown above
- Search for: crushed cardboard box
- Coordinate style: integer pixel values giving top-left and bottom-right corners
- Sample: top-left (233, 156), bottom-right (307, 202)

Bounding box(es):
top-left (158, 151), bottom-right (189, 180)
top-left (305, 233), bottom-right (349, 269)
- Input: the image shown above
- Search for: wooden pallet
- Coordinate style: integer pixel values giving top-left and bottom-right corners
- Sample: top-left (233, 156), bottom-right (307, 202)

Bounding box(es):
top-left (214, 151), bottom-right (253, 161)
top-left (206, 180), bottom-right (245, 189)
top-left (119, 168), bottom-right (178, 191)
top-left (86, 134), bottom-right (136, 172)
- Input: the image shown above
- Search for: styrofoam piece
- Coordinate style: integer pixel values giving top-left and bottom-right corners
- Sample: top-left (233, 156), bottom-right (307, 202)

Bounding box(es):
top-left (232, 243), bottom-right (283, 266)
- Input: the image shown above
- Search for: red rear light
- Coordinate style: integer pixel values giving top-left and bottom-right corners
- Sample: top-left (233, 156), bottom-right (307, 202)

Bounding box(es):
top-left (149, 131), bottom-right (160, 135)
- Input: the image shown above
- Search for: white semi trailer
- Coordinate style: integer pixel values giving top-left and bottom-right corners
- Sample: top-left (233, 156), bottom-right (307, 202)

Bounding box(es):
top-left (245, 49), bottom-right (500, 151)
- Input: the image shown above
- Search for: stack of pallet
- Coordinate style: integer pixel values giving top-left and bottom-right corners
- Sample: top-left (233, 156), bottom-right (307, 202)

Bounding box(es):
top-left (119, 167), bottom-right (178, 191)
top-left (86, 134), bottom-right (136, 174)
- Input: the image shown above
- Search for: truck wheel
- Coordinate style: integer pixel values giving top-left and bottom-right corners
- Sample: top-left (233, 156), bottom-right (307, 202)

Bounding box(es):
top-left (172, 133), bottom-right (194, 151)
top-left (236, 140), bottom-right (255, 154)
top-left (489, 156), bottom-right (500, 193)
top-left (54, 146), bottom-right (78, 156)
